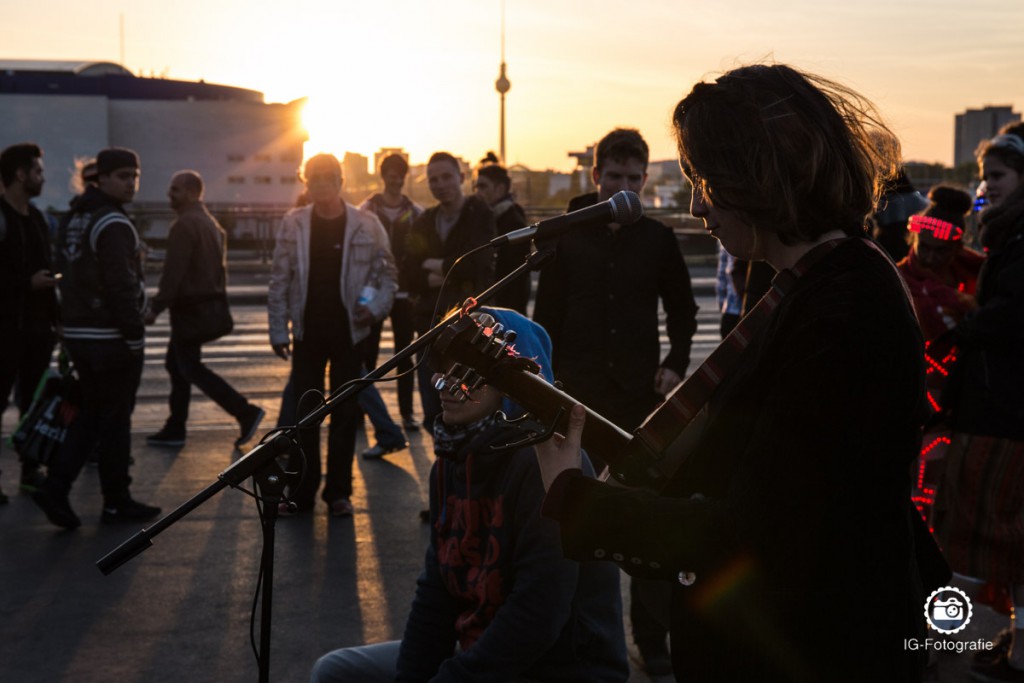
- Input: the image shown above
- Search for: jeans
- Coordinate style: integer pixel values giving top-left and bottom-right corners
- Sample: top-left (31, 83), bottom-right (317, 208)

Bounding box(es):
top-left (356, 374), bottom-right (407, 448)
top-left (309, 640), bottom-right (537, 683)
top-left (288, 326), bottom-right (362, 507)
top-left (164, 339), bottom-right (249, 431)
top-left (48, 339), bottom-right (142, 504)
top-left (279, 368), bottom-right (405, 449)
top-left (0, 322), bottom-right (55, 421)
top-left (361, 297), bottom-right (418, 418)
top-left (311, 640), bottom-right (399, 683)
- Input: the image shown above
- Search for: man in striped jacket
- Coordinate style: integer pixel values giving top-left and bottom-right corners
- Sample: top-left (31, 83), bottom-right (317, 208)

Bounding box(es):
top-left (33, 147), bottom-right (160, 530)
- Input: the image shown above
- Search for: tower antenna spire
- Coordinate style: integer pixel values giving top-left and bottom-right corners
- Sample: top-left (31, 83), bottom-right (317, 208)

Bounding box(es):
top-left (494, 0), bottom-right (511, 163)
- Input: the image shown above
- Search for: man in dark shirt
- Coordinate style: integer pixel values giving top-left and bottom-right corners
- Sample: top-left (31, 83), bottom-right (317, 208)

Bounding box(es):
top-left (0, 143), bottom-right (58, 502)
top-left (532, 127), bottom-right (698, 674)
top-left (400, 152), bottom-right (496, 430)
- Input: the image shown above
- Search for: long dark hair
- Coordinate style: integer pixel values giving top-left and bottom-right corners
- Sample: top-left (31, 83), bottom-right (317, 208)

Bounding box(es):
top-left (673, 64), bottom-right (900, 244)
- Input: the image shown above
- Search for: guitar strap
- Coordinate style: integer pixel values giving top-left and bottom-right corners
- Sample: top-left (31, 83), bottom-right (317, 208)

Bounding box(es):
top-left (621, 238), bottom-right (848, 486)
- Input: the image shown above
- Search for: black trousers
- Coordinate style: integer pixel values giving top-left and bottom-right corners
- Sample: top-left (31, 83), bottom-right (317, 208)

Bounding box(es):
top-left (48, 339), bottom-right (142, 504)
top-left (0, 322), bottom-right (55, 420)
top-left (164, 339), bottom-right (248, 430)
top-left (412, 306), bottom-right (442, 432)
top-left (288, 326), bottom-right (362, 508)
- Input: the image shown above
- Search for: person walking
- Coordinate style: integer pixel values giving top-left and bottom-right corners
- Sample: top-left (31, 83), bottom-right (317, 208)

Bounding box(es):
top-left (144, 170), bottom-right (264, 449)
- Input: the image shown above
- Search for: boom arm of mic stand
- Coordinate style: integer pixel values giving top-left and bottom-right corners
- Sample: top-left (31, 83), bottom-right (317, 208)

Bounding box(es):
top-left (96, 432), bottom-right (295, 575)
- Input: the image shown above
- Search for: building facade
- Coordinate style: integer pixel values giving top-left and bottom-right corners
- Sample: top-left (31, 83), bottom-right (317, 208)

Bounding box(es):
top-left (0, 60), bottom-right (306, 220)
top-left (954, 105), bottom-right (1021, 167)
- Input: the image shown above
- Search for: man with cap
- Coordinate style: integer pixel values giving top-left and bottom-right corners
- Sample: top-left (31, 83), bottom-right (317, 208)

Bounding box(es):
top-left (33, 147), bottom-right (160, 529)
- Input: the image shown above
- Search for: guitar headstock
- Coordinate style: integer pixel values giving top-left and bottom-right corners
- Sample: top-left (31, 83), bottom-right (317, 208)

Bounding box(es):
top-left (431, 312), bottom-right (541, 402)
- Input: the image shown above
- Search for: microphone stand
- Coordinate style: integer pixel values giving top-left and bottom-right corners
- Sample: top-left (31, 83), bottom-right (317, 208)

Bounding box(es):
top-left (95, 244), bottom-right (556, 683)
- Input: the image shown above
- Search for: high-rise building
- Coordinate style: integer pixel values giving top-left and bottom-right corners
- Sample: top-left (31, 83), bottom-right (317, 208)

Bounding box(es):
top-left (954, 105), bottom-right (1021, 167)
top-left (0, 60), bottom-right (306, 212)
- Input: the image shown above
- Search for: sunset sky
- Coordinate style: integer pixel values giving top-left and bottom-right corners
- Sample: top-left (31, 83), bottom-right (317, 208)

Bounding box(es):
top-left (4, 0), bottom-right (1023, 172)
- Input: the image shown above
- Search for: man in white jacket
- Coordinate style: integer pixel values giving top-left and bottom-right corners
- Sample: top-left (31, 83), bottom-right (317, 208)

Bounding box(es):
top-left (268, 154), bottom-right (397, 517)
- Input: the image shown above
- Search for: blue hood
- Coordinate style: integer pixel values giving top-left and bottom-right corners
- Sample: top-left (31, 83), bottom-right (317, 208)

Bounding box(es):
top-left (477, 306), bottom-right (553, 420)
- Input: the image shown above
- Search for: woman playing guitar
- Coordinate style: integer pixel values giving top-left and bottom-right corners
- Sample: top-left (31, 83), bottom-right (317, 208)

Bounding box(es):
top-left (533, 64), bottom-right (947, 682)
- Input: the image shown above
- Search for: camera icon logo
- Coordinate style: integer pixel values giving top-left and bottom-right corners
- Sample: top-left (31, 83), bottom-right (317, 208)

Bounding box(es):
top-left (924, 586), bottom-right (972, 634)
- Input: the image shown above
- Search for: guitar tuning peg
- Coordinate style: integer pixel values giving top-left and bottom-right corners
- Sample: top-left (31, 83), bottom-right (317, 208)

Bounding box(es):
top-left (503, 330), bottom-right (517, 344)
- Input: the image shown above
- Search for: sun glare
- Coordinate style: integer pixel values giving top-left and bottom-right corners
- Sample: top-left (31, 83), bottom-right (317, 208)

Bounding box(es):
top-left (301, 96), bottom-right (351, 162)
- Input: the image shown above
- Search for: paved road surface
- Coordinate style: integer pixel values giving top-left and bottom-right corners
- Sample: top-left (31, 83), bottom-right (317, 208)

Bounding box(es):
top-left (0, 267), bottom-right (996, 682)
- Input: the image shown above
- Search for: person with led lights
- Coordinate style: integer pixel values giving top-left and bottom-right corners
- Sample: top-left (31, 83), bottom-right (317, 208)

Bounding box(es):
top-left (935, 124), bottom-right (1024, 682)
top-left (535, 64), bottom-right (945, 681)
top-left (896, 185), bottom-right (983, 527)
top-left (897, 185), bottom-right (984, 342)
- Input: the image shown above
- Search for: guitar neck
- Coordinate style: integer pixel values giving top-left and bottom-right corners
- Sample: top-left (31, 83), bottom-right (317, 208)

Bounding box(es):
top-left (489, 367), bottom-right (632, 466)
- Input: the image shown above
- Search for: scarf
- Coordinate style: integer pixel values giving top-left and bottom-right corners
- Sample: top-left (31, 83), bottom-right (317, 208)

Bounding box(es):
top-left (432, 414), bottom-right (500, 461)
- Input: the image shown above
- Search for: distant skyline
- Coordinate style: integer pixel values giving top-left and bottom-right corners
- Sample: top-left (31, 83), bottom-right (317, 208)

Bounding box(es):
top-left (4, 0), bottom-right (1023, 172)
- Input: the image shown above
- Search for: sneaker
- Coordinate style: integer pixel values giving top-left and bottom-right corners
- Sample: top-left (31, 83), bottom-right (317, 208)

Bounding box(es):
top-left (401, 415), bottom-right (420, 432)
top-left (235, 406), bottom-right (266, 448)
top-left (146, 427), bottom-right (186, 448)
top-left (20, 463), bottom-right (46, 493)
top-left (361, 441), bottom-right (409, 459)
top-left (32, 487), bottom-right (81, 530)
top-left (101, 497), bottom-right (162, 524)
top-left (329, 498), bottom-right (354, 517)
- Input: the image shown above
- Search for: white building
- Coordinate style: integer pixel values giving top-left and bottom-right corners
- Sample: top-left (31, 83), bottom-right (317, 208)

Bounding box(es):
top-left (0, 60), bottom-right (307, 221)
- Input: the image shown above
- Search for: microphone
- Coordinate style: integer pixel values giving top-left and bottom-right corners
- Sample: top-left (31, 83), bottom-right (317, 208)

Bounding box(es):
top-left (489, 190), bottom-right (644, 247)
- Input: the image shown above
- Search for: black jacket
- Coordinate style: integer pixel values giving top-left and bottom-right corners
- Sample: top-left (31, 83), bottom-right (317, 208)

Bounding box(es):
top-left (401, 195), bottom-right (496, 326)
top-left (0, 197), bottom-right (57, 332)
top-left (149, 202), bottom-right (228, 317)
top-left (491, 197), bottom-right (531, 313)
top-left (56, 186), bottom-right (146, 350)
top-left (397, 418), bottom-right (628, 683)
top-left (947, 214), bottom-right (1024, 439)
top-left (548, 239), bottom-right (931, 681)
top-left (533, 192), bottom-right (698, 429)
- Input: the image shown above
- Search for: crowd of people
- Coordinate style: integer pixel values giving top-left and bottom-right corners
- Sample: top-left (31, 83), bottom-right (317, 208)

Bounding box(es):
top-left (1, 61), bottom-right (1023, 682)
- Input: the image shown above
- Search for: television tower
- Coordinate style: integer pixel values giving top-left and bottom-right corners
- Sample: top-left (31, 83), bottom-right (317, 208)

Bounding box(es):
top-left (494, 0), bottom-right (511, 163)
